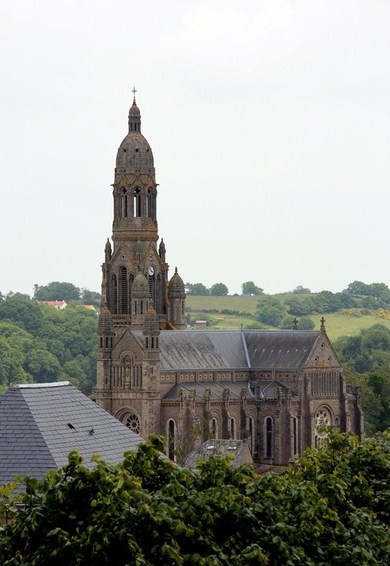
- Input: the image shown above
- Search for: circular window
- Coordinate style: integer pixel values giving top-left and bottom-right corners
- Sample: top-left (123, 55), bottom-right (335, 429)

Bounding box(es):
top-left (125, 413), bottom-right (140, 434)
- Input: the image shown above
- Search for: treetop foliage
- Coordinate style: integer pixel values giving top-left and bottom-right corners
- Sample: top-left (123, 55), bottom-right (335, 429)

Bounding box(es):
top-left (33, 282), bottom-right (101, 306)
top-left (336, 324), bottom-right (390, 433)
top-left (1, 429), bottom-right (389, 565)
top-left (0, 293), bottom-right (97, 395)
top-left (186, 282), bottom-right (229, 296)
top-left (241, 281), bottom-right (263, 296)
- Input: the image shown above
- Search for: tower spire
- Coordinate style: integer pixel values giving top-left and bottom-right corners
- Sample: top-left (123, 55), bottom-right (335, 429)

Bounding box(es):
top-left (128, 87), bottom-right (141, 133)
top-left (132, 85), bottom-right (137, 104)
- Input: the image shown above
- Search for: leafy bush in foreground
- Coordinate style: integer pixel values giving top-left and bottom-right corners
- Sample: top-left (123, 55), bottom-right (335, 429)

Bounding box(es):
top-left (1, 430), bottom-right (389, 565)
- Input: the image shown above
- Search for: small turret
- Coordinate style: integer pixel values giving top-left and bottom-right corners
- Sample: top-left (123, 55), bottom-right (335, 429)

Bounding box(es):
top-left (159, 238), bottom-right (166, 262)
top-left (131, 271), bottom-right (150, 330)
top-left (168, 267), bottom-right (186, 329)
top-left (105, 238), bottom-right (112, 263)
top-left (128, 96), bottom-right (141, 133)
top-left (143, 302), bottom-right (160, 350)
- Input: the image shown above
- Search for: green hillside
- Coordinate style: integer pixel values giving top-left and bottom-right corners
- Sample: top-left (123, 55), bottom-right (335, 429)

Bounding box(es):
top-left (185, 295), bottom-right (390, 341)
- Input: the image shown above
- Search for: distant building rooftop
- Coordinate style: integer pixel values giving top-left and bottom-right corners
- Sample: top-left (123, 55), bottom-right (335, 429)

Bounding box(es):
top-left (37, 300), bottom-right (67, 309)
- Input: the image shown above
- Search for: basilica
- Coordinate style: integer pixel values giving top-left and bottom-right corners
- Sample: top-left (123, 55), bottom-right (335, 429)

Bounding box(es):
top-left (94, 96), bottom-right (363, 466)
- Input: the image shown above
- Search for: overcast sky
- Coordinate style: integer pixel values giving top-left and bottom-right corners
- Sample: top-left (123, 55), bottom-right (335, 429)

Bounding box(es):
top-left (1, 0), bottom-right (389, 297)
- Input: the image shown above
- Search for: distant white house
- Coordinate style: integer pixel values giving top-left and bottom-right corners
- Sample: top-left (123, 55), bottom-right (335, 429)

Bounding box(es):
top-left (37, 300), bottom-right (68, 309)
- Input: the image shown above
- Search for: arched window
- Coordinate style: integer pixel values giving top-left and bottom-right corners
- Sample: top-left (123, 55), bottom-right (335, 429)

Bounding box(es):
top-left (148, 273), bottom-right (156, 305)
top-left (156, 274), bottom-right (161, 313)
top-left (167, 419), bottom-right (176, 461)
top-left (314, 407), bottom-right (332, 448)
top-left (121, 188), bottom-right (128, 217)
top-left (210, 418), bottom-right (218, 439)
top-left (111, 274), bottom-right (117, 314)
top-left (265, 417), bottom-right (274, 459)
top-left (119, 267), bottom-right (128, 314)
top-left (134, 187), bottom-right (141, 217)
top-left (146, 188), bottom-right (153, 217)
top-left (249, 416), bottom-right (254, 454)
top-left (129, 273), bottom-right (134, 301)
top-left (230, 417), bottom-right (236, 439)
top-left (292, 416), bottom-right (299, 456)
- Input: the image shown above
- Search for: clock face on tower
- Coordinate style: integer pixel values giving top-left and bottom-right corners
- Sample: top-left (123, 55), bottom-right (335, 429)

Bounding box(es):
top-left (148, 266), bottom-right (155, 276)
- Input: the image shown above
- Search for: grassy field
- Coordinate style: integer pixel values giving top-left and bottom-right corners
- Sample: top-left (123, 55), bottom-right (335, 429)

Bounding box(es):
top-left (185, 296), bottom-right (390, 341)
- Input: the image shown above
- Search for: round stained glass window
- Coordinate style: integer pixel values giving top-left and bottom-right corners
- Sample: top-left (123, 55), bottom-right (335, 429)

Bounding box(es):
top-left (125, 413), bottom-right (140, 434)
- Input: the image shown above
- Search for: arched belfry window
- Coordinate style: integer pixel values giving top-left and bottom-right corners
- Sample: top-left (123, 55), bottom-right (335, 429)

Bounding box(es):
top-left (146, 188), bottom-right (152, 217)
top-left (119, 266), bottom-right (128, 314)
top-left (121, 188), bottom-right (128, 217)
top-left (265, 417), bottom-right (274, 459)
top-left (111, 274), bottom-right (117, 314)
top-left (134, 187), bottom-right (141, 217)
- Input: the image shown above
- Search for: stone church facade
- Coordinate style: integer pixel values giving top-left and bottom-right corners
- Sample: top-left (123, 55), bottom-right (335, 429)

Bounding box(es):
top-left (95, 96), bottom-right (363, 466)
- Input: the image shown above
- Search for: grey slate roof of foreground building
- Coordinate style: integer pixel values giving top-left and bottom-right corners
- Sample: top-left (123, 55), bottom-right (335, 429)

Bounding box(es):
top-left (157, 330), bottom-right (321, 371)
top-left (0, 382), bottom-right (144, 486)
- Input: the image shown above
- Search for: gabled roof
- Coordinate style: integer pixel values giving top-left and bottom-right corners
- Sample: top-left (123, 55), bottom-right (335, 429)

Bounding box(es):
top-left (158, 330), bottom-right (321, 371)
top-left (0, 382), bottom-right (144, 486)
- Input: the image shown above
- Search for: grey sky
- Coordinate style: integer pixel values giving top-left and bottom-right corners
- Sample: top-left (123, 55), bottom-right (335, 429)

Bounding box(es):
top-left (1, 0), bottom-right (389, 296)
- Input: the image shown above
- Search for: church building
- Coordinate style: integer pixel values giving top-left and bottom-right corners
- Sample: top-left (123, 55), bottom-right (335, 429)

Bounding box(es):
top-left (95, 95), bottom-right (363, 466)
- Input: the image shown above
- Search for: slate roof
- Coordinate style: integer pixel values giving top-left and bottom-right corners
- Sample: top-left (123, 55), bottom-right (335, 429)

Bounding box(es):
top-left (0, 382), bottom-right (144, 487)
top-left (158, 330), bottom-right (321, 371)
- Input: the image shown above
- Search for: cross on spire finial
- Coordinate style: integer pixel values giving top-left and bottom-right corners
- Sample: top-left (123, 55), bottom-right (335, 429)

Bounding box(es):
top-left (132, 85), bottom-right (137, 103)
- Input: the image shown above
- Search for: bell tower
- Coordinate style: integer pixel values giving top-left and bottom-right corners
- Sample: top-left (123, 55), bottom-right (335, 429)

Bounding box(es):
top-left (99, 91), bottom-right (186, 330)
top-left (96, 92), bottom-right (186, 434)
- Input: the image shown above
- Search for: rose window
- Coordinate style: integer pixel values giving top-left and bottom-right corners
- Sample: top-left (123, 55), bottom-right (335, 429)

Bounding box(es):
top-left (125, 413), bottom-right (141, 434)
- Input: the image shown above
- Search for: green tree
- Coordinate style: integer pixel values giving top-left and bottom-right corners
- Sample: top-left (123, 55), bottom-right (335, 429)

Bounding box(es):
top-left (210, 282), bottom-right (228, 296)
top-left (256, 296), bottom-right (285, 327)
top-left (1, 431), bottom-right (390, 565)
top-left (185, 282), bottom-right (210, 295)
top-left (0, 293), bottom-right (43, 335)
top-left (343, 280), bottom-right (371, 297)
top-left (280, 315), bottom-right (296, 329)
top-left (335, 325), bottom-right (390, 432)
top-left (241, 281), bottom-right (263, 296)
top-left (23, 347), bottom-right (61, 383)
top-left (33, 281), bottom-right (81, 302)
top-left (0, 295), bottom-right (98, 395)
top-left (286, 296), bottom-right (314, 316)
top-left (298, 316), bottom-right (315, 330)
top-left (291, 285), bottom-right (311, 294)
top-left (80, 288), bottom-right (101, 306)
